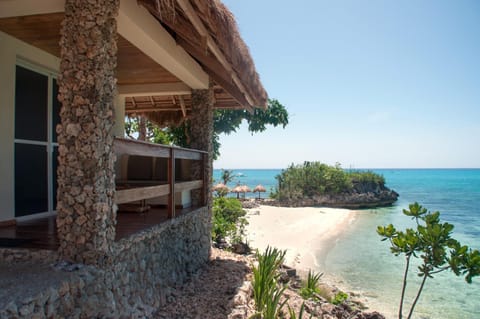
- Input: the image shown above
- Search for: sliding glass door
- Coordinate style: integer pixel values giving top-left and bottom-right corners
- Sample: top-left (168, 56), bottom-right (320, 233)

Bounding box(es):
top-left (14, 63), bottom-right (59, 217)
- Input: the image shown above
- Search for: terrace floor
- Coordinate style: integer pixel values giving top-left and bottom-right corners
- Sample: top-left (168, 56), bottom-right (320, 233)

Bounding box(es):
top-left (0, 206), bottom-right (198, 250)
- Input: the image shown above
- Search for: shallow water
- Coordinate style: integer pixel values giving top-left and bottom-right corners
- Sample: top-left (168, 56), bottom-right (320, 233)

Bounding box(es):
top-left (323, 169), bottom-right (480, 319)
top-left (213, 168), bottom-right (480, 318)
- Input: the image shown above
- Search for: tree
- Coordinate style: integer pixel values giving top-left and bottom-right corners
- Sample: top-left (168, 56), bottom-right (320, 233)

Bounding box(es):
top-left (124, 98), bottom-right (289, 159)
top-left (220, 169), bottom-right (235, 186)
top-left (377, 202), bottom-right (480, 319)
top-left (125, 115), bottom-right (170, 144)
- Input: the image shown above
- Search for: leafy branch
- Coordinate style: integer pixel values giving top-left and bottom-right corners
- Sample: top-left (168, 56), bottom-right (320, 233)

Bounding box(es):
top-left (377, 202), bottom-right (480, 319)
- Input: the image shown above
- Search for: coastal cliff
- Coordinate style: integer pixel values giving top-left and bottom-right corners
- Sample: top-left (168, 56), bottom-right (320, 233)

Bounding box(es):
top-left (270, 180), bottom-right (399, 209)
top-left (270, 162), bottom-right (399, 209)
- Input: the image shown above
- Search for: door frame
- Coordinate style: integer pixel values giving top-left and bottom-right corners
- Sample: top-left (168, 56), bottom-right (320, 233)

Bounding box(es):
top-left (14, 59), bottom-right (59, 221)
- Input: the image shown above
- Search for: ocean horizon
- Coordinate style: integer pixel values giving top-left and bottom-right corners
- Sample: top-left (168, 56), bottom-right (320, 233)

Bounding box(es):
top-left (213, 168), bottom-right (480, 318)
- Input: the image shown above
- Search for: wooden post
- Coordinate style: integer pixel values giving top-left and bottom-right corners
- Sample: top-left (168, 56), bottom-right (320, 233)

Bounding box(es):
top-left (168, 148), bottom-right (176, 218)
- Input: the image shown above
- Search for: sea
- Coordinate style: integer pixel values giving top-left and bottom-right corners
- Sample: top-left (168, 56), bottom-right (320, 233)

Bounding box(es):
top-left (212, 168), bottom-right (480, 319)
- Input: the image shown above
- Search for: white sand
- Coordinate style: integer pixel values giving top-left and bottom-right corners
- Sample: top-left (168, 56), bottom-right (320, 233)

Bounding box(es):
top-left (245, 205), bottom-right (355, 272)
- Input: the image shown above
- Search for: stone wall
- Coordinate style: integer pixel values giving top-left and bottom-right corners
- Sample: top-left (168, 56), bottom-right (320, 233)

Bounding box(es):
top-left (56, 0), bottom-right (119, 264)
top-left (189, 87), bottom-right (214, 210)
top-left (0, 208), bottom-right (210, 318)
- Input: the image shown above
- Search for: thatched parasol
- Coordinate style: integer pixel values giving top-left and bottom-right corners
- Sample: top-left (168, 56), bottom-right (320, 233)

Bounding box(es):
top-left (213, 182), bottom-right (228, 192)
top-left (239, 185), bottom-right (251, 199)
top-left (212, 182), bottom-right (229, 196)
top-left (240, 185), bottom-right (251, 193)
top-left (253, 184), bottom-right (266, 199)
top-left (231, 185), bottom-right (243, 199)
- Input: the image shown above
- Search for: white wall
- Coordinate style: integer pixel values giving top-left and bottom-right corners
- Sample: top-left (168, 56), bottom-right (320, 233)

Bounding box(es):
top-left (0, 32), bottom-right (16, 222)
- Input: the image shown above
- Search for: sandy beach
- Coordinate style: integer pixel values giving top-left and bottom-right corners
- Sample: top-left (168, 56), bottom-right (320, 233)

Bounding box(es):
top-left (245, 205), bottom-right (355, 272)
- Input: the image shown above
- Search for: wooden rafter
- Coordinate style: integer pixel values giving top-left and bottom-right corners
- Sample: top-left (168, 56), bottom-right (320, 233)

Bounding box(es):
top-left (179, 95), bottom-right (187, 117)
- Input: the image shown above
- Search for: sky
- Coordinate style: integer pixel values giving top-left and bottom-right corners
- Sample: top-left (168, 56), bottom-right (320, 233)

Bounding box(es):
top-left (214, 0), bottom-right (480, 169)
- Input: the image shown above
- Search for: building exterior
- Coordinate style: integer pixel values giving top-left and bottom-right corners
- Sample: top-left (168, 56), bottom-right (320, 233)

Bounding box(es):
top-left (0, 1), bottom-right (266, 316)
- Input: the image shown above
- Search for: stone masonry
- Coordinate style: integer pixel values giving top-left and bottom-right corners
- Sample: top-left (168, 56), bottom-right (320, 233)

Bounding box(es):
top-left (0, 208), bottom-right (211, 318)
top-left (56, 0), bottom-right (119, 265)
top-left (189, 87), bottom-right (214, 211)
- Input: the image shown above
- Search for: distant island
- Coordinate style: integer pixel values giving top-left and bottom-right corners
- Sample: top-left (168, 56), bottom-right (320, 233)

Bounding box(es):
top-left (269, 162), bottom-right (399, 209)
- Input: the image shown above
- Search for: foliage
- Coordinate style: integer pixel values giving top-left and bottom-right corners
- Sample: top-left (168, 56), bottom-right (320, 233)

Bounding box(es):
top-left (251, 247), bottom-right (287, 318)
top-left (125, 116), bottom-right (170, 144)
top-left (377, 202), bottom-right (480, 319)
top-left (212, 99), bottom-right (289, 159)
top-left (331, 291), bottom-right (349, 305)
top-left (299, 270), bottom-right (323, 299)
top-left (287, 303), bottom-right (312, 319)
top-left (272, 162), bottom-right (385, 200)
top-left (211, 197), bottom-right (247, 245)
top-left (348, 170), bottom-right (385, 186)
top-left (125, 99), bottom-right (288, 160)
top-left (220, 169), bottom-right (235, 186)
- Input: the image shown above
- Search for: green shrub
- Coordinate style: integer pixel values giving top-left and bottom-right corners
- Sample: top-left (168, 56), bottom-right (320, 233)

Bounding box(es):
top-left (299, 270), bottom-right (323, 299)
top-left (287, 302), bottom-right (312, 319)
top-left (272, 162), bottom-right (385, 200)
top-left (332, 291), bottom-right (348, 305)
top-left (212, 197), bottom-right (247, 244)
top-left (252, 246), bottom-right (287, 318)
top-left (348, 170), bottom-right (385, 186)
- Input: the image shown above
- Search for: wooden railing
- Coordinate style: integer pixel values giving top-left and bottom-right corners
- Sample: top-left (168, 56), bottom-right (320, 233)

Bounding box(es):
top-left (113, 137), bottom-right (207, 218)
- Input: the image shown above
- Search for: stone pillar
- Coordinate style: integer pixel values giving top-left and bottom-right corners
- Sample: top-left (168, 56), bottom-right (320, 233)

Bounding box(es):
top-left (56, 0), bottom-right (119, 265)
top-left (189, 86), bottom-right (214, 211)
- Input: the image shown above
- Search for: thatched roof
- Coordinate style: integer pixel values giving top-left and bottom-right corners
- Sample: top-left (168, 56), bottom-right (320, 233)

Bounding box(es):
top-left (212, 182), bottom-right (229, 192)
top-left (138, 0), bottom-right (268, 109)
top-left (0, 1), bottom-right (267, 129)
top-left (253, 184), bottom-right (266, 193)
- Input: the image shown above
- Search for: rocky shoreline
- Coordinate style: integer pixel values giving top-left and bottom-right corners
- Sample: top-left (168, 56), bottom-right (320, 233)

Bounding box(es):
top-left (267, 181), bottom-right (399, 209)
top-left (154, 248), bottom-right (385, 319)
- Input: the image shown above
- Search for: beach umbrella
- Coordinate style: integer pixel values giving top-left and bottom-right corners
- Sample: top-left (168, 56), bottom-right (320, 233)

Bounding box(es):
top-left (232, 185), bottom-right (243, 199)
top-left (253, 184), bottom-right (266, 199)
top-left (212, 182), bottom-right (229, 192)
top-left (212, 182), bottom-right (229, 196)
top-left (240, 185), bottom-right (251, 199)
top-left (240, 185), bottom-right (251, 193)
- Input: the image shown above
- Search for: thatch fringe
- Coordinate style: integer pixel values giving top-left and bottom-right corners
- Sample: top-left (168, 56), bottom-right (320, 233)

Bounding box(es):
top-left (203, 0), bottom-right (267, 107)
top-left (144, 111), bottom-right (187, 128)
top-left (149, 0), bottom-right (176, 20)
top-left (139, 0), bottom-right (267, 108)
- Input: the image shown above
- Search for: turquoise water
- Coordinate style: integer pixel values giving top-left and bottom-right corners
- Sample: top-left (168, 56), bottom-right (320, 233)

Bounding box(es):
top-left (213, 168), bottom-right (480, 318)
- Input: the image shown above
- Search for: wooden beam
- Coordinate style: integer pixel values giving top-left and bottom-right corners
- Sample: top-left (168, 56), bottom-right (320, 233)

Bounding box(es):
top-left (115, 184), bottom-right (169, 204)
top-left (125, 106), bottom-right (187, 114)
top-left (114, 137), bottom-right (170, 158)
top-left (118, 0), bottom-right (208, 89)
top-left (174, 148), bottom-right (203, 161)
top-left (0, 0), bottom-right (64, 18)
top-left (118, 82), bottom-right (191, 97)
top-left (176, 0), bottom-right (257, 111)
top-left (179, 96), bottom-right (187, 117)
top-left (175, 180), bottom-right (203, 192)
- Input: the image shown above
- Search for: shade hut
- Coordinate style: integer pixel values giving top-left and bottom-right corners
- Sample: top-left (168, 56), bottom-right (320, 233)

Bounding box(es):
top-left (253, 184), bottom-right (266, 199)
